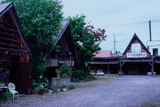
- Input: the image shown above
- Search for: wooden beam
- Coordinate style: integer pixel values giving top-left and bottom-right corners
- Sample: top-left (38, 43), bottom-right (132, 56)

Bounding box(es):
top-left (0, 37), bottom-right (17, 42)
top-left (0, 31), bottom-right (17, 37)
top-left (0, 47), bottom-right (27, 52)
top-left (0, 26), bottom-right (17, 33)
top-left (88, 62), bottom-right (119, 64)
top-left (0, 42), bottom-right (17, 48)
top-left (0, 21), bottom-right (16, 29)
top-left (121, 59), bottom-right (152, 62)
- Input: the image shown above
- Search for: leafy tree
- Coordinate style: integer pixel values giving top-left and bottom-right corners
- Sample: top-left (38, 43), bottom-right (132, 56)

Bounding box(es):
top-left (2, 0), bottom-right (63, 82)
top-left (67, 14), bottom-right (107, 70)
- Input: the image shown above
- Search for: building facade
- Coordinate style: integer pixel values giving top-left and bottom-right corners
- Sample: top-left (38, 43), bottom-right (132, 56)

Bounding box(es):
top-left (0, 2), bottom-right (32, 94)
top-left (147, 40), bottom-right (160, 56)
top-left (44, 21), bottom-right (78, 79)
top-left (87, 33), bottom-right (160, 75)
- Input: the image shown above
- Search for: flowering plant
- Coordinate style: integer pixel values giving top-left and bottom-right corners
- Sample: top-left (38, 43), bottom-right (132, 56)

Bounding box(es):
top-left (118, 72), bottom-right (122, 75)
top-left (0, 73), bottom-right (7, 83)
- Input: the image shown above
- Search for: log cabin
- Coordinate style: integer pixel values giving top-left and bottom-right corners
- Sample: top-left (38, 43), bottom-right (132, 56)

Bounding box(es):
top-left (0, 2), bottom-right (32, 94)
top-left (44, 21), bottom-right (78, 79)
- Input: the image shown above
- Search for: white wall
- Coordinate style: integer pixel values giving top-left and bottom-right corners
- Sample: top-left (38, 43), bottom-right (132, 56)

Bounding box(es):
top-left (146, 40), bottom-right (160, 55)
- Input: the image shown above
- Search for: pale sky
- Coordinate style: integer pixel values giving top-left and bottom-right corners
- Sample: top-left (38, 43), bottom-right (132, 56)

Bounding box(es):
top-left (1, 0), bottom-right (160, 53)
top-left (61, 0), bottom-right (160, 53)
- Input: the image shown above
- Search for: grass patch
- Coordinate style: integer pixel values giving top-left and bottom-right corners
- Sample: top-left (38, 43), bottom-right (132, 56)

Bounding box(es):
top-left (141, 102), bottom-right (160, 107)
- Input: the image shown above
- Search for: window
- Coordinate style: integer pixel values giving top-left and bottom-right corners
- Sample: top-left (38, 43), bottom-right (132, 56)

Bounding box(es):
top-left (131, 43), bottom-right (141, 53)
top-left (153, 48), bottom-right (158, 55)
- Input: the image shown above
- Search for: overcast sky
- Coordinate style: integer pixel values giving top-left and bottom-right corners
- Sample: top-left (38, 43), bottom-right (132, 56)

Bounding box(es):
top-left (61, 0), bottom-right (160, 53)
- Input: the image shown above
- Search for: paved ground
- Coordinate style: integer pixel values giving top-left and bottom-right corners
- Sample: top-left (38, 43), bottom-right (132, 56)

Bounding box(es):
top-left (1, 75), bottom-right (160, 107)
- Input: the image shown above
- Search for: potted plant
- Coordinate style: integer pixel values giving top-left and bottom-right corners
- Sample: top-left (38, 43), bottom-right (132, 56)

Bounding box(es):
top-left (61, 73), bottom-right (67, 78)
top-left (4, 92), bottom-right (13, 101)
top-left (118, 72), bottom-right (122, 76)
top-left (60, 84), bottom-right (67, 91)
top-left (48, 86), bottom-right (54, 93)
top-left (59, 65), bottom-right (72, 78)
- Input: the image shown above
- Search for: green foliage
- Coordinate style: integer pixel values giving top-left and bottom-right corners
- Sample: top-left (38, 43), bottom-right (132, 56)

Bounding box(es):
top-left (2, 0), bottom-right (63, 54)
top-left (2, 0), bottom-right (63, 82)
top-left (48, 86), bottom-right (54, 90)
top-left (68, 85), bottom-right (75, 90)
top-left (61, 73), bottom-right (67, 78)
top-left (54, 45), bottom-right (61, 50)
top-left (75, 70), bottom-right (85, 80)
top-left (85, 73), bottom-right (96, 80)
top-left (71, 78), bottom-right (80, 82)
top-left (32, 52), bottom-right (48, 84)
top-left (60, 84), bottom-right (67, 88)
top-left (72, 70), bottom-right (95, 82)
top-left (4, 92), bottom-right (12, 99)
top-left (32, 76), bottom-right (49, 89)
top-left (67, 14), bottom-right (106, 70)
top-left (59, 65), bottom-right (72, 77)
top-left (55, 69), bottom-right (61, 78)
top-left (72, 70), bottom-right (84, 82)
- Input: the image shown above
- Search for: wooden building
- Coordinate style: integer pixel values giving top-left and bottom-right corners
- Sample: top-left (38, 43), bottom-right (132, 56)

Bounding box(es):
top-left (44, 21), bottom-right (77, 78)
top-left (87, 33), bottom-right (160, 75)
top-left (0, 2), bottom-right (32, 93)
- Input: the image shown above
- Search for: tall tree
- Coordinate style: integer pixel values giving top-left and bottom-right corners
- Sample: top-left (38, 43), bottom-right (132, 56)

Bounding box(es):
top-left (2, 0), bottom-right (63, 82)
top-left (67, 15), bottom-right (107, 71)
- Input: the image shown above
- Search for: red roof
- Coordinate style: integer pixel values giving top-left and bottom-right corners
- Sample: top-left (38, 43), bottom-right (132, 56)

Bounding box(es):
top-left (94, 50), bottom-right (112, 58)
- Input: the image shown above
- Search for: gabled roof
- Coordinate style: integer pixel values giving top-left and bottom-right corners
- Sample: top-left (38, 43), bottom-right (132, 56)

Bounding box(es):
top-left (51, 21), bottom-right (70, 48)
top-left (47, 21), bottom-right (78, 62)
top-left (93, 50), bottom-right (112, 58)
top-left (0, 2), bottom-right (12, 16)
top-left (123, 33), bottom-right (150, 55)
top-left (0, 2), bottom-right (31, 56)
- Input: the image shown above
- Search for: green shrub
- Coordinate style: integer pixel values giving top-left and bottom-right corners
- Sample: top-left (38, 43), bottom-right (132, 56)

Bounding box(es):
top-left (60, 84), bottom-right (67, 88)
top-left (75, 70), bottom-right (85, 80)
top-left (59, 65), bottom-right (72, 77)
top-left (85, 73), bottom-right (96, 80)
top-left (71, 78), bottom-right (80, 82)
top-left (61, 73), bottom-right (67, 78)
top-left (4, 92), bottom-right (12, 99)
top-left (32, 77), bottom-right (49, 89)
top-left (55, 69), bottom-right (61, 78)
top-left (72, 70), bottom-right (96, 82)
top-left (48, 86), bottom-right (54, 90)
top-left (69, 85), bottom-right (75, 90)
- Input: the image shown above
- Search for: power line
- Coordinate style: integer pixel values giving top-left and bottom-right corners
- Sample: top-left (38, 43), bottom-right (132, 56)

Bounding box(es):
top-left (100, 19), bottom-right (160, 28)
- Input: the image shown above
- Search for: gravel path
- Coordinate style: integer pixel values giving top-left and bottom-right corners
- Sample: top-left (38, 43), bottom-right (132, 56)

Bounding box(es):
top-left (1, 75), bottom-right (160, 107)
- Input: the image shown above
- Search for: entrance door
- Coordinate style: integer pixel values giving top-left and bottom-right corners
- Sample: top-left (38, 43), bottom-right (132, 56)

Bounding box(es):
top-left (10, 54), bottom-right (20, 89)
top-left (18, 62), bottom-right (32, 94)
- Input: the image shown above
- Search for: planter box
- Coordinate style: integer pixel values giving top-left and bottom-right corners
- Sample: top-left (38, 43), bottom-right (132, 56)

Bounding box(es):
top-left (51, 77), bottom-right (70, 88)
top-left (56, 88), bottom-right (61, 92)
top-left (48, 90), bottom-right (53, 93)
top-left (62, 88), bottom-right (67, 92)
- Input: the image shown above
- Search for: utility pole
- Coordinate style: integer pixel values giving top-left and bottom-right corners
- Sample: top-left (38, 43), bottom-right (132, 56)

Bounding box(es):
top-left (113, 34), bottom-right (116, 55)
top-left (149, 20), bottom-right (152, 41)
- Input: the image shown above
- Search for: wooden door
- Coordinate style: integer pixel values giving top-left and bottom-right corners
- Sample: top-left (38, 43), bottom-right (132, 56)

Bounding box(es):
top-left (18, 62), bottom-right (32, 94)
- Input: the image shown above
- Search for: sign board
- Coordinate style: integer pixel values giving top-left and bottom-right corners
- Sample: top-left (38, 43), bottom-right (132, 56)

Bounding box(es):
top-left (127, 52), bottom-right (147, 58)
